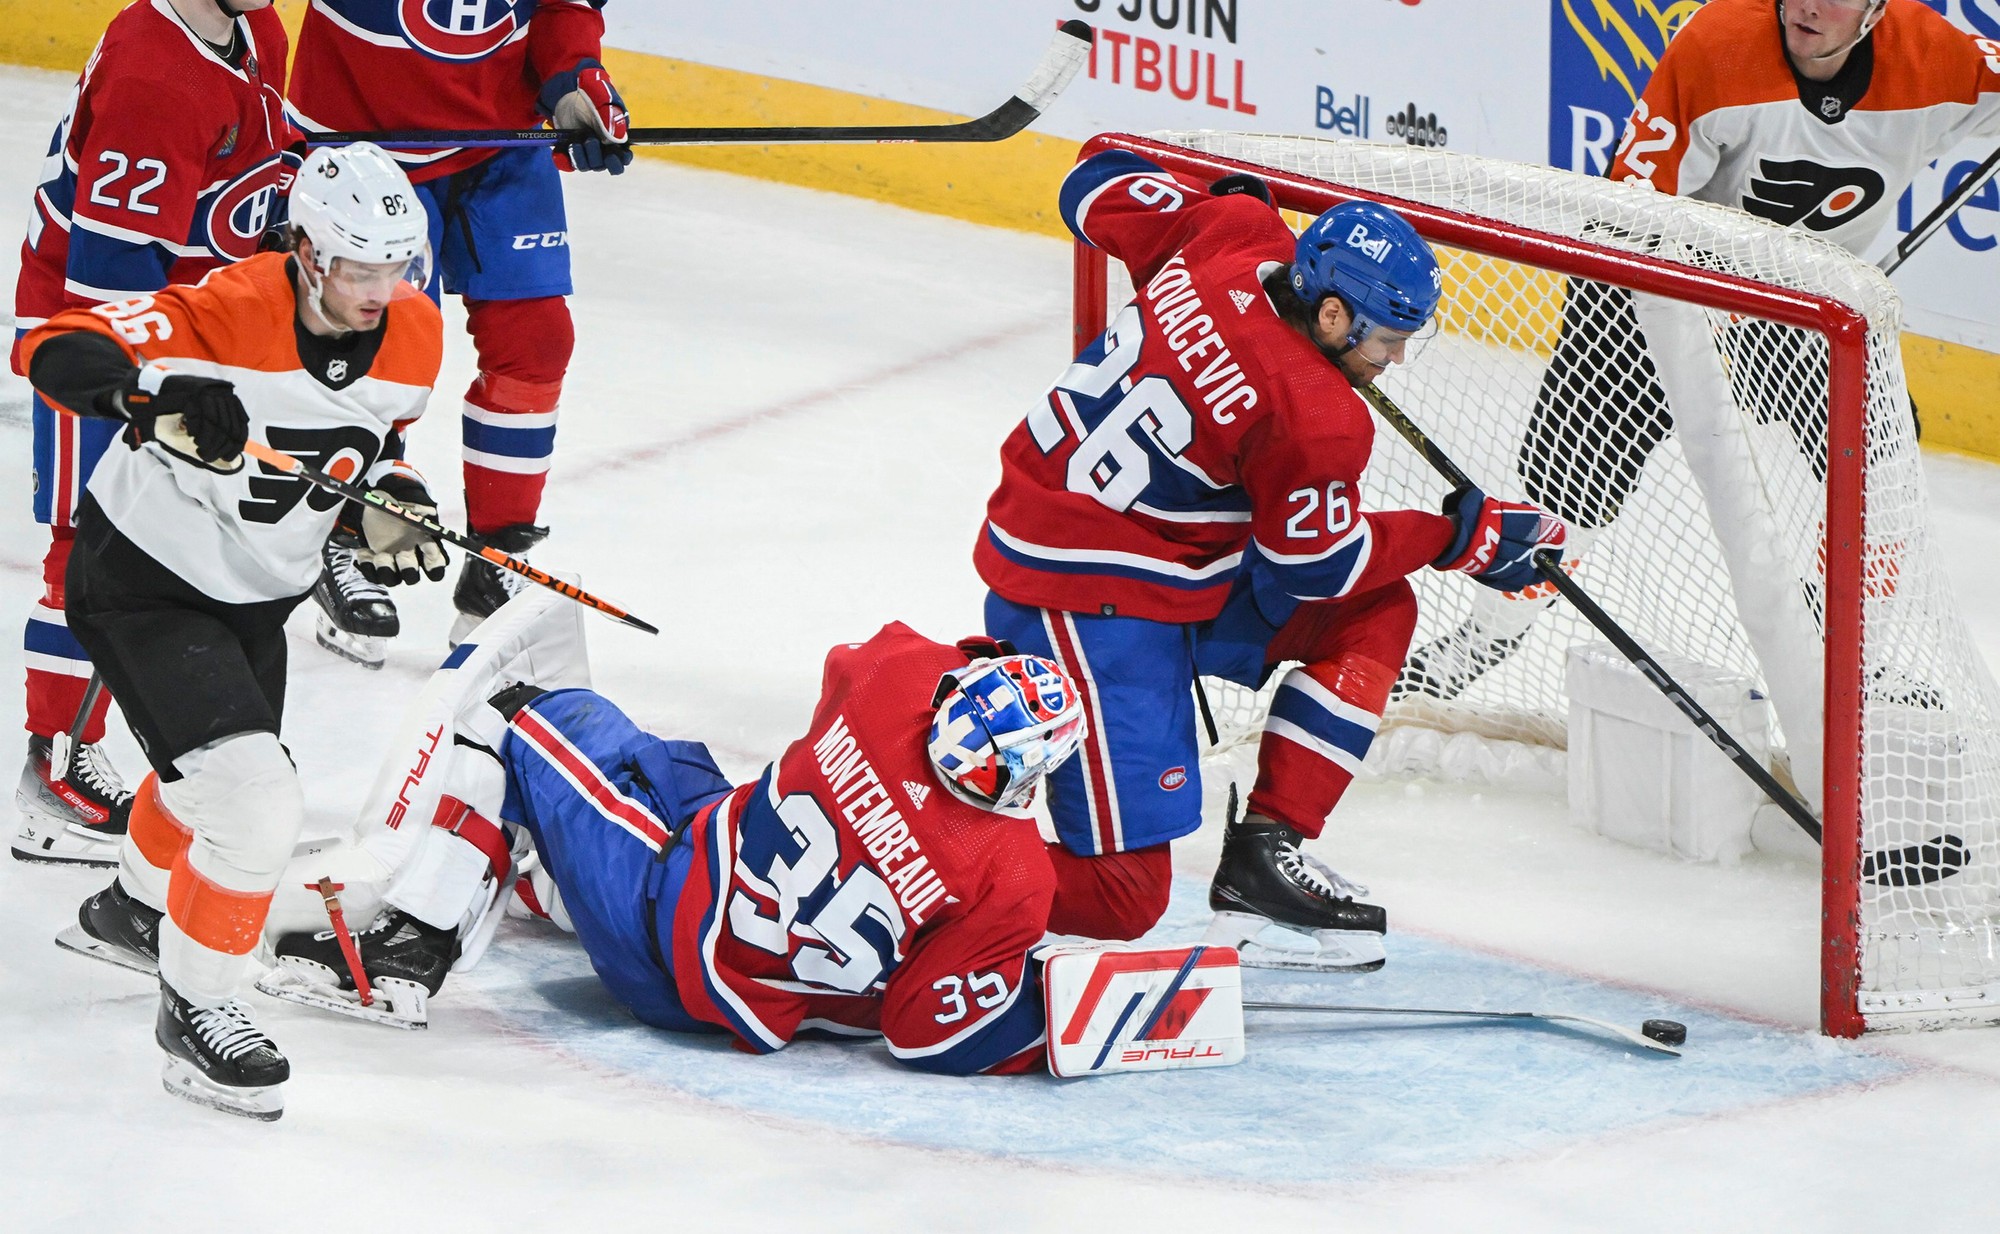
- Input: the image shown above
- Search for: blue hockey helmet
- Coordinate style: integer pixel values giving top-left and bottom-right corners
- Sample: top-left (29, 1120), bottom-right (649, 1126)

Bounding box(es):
top-left (1290, 200), bottom-right (1442, 352)
top-left (928, 653), bottom-right (1086, 811)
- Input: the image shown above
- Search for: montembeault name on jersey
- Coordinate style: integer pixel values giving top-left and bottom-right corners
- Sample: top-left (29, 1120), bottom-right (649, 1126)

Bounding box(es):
top-left (810, 716), bottom-right (951, 924)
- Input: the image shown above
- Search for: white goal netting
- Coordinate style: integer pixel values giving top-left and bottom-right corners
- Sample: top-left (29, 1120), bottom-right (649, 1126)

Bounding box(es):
top-left (1078, 131), bottom-right (2000, 1033)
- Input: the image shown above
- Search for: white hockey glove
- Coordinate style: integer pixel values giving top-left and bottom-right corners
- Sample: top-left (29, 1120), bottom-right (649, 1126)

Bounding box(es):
top-left (354, 465), bottom-right (449, 586)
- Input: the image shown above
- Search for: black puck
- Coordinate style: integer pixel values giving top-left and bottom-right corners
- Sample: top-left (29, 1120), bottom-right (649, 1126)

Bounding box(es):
top-left (1642, 1018), bottom-right (1688, 1046)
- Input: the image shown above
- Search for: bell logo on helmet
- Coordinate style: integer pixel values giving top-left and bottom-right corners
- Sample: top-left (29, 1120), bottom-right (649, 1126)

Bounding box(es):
top-left (1345, 224), bottom-right (1393, 263)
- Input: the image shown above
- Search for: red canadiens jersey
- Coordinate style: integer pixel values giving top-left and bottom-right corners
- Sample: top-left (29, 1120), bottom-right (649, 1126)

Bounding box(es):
top-left (976, 151), bottom-right (1453, 625)
top-left (289, 0), bottom-right (607, 182)
top-left (1608, 0), bottom-right (2000, 254)
top-left (670, 624), bottom-right (1057, 1075)
top-left (14, 0), bottom-right (297, 358)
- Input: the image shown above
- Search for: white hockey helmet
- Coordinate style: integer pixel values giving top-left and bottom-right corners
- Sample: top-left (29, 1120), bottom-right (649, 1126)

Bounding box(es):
top-left (290, 141), bottom-right (432, 294)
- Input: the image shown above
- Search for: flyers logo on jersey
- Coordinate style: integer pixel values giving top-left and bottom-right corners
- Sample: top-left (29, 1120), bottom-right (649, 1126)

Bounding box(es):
top-left (398, 0), bottom-right (523, 62)
top-left (1742, 159), bottom-right (1886, 233)
top-left (203, 154), bottom-right (288, 263)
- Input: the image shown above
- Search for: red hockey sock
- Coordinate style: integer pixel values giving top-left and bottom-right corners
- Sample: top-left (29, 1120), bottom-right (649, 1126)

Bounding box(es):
top-left (24, 528), bottom-right (110, 743)
top-left (461, 297), bottom-right (573, 534)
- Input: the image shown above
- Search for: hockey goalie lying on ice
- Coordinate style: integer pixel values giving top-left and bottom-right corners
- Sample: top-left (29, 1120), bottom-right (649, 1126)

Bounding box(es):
top-left (69, 588), bottom-right (1235, 1074)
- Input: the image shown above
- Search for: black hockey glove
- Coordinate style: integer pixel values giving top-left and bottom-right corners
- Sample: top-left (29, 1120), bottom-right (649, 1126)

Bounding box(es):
top-left (120, 368), bottom-right (249, 472)
top-left (1209, 172), bottom-right (1274, 206)
top-left (354, 470), bottom-right (450, 586)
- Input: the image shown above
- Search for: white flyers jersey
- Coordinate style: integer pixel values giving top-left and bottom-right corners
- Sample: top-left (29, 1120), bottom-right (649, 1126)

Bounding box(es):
top-left (1609, 0), bottom-right (2000, 254)
top-left (22, 253), bottom-right (441, 603)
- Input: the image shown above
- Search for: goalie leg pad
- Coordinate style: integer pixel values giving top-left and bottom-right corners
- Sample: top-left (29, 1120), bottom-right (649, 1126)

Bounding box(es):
top-left (1042, 944), bottom-right (1245, 1077)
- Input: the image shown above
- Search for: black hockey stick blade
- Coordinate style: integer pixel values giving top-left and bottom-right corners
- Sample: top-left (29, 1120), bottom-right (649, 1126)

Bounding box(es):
top-left (309, 21), bottom-right (1094, 150)
top-left (1861, 834), bottom-right (1970, 887)
top-left (1881, 142), bottom-right (2000, 276)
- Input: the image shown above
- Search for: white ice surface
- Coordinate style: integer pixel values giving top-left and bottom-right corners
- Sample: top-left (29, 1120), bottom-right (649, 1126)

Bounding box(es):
top-left (1, 66), bottom-right (1999, 1230)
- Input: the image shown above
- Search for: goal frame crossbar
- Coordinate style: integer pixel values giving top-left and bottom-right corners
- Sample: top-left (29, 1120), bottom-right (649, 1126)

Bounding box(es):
top-left (1071, 132), bottom-right (1871, 1038)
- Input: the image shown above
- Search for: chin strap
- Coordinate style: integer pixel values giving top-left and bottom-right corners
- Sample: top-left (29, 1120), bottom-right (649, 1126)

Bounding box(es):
top-left (296, 258), bottom-right (355, 338)
top-left (1779, 0), bottom-right (1885, 64)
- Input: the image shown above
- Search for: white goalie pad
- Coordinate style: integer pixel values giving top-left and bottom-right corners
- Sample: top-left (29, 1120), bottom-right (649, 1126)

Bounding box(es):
top-left (348, 588), bottom-right (590, 933)
top-left (1043, 944), bottom-right (1245, 1078)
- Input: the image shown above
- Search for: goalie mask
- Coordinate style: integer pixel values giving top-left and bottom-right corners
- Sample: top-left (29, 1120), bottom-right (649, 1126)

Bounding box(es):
top-left (290, 142), bottom-right (433, 316)
top-left (928, 654), bottom-right (1086, 811)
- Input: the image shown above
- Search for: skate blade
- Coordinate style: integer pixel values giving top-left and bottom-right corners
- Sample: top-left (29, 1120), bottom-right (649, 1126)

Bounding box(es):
top-left (1203, 912), bottom-right (1387, 973)
top-left (54, 923), bottom-right (159, 976)
top-left (255, 963), bottom-right (429, 1029)
top-left (14, 800), bottom-right (122, 868)
top-left (162, 1055), bottom-right (283, 1121)
top-left (313, 622), bottom-right (386, 670)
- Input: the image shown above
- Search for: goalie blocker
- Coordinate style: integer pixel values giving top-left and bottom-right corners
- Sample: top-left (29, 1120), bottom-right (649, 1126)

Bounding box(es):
top-left (1043, 944), bottom-right (1245, 1077)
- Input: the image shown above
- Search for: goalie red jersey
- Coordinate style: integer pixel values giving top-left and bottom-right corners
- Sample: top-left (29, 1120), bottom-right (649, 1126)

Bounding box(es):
top-left (1607, 0), bottom-right (2000, 253)
top-left (289, 0), bottom-right (609, 182)
top-left (14, 0), bottom-right (296, 335)
top-left (667, 624), bottom-right (1056, 1074)
top-left (975, 151), bottom-right (1451, 626)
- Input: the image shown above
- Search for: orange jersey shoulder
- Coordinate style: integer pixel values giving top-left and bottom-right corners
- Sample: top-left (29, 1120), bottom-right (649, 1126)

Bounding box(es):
top-left (372, 280), bottom-right (444, 389)
top-left (1868, 0), bottom-right (2000, 111)
top-left (23, 253), bottom-right (441, 388)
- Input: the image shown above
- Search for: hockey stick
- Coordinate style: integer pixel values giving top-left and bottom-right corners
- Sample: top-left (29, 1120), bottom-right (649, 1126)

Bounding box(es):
top-left (1361, 380), bottom-right (1819, 839)
top-left (1880, 143), bottom-right (2000, 276)
top-left (49, 671), bottom-right (105, 783)
top-left (308, 21), bottom-right (1093, 151)
top-left (1243, 999), bottom-right (1684, 1057)
top-left (238, 440), bottom-right (660, 636)
top-left (1360, 382), bottom-right (1967, 886)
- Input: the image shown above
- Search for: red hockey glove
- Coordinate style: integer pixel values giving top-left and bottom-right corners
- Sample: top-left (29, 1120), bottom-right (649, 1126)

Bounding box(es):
top-left (538, 60), bottom-right (632, 175)
top-left (1433, 485), bottom-right (1568, 593)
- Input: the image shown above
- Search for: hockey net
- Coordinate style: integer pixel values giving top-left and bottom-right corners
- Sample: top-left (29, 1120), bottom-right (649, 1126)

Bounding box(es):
top-left (1072, 131), bottom-right (2000, 1036)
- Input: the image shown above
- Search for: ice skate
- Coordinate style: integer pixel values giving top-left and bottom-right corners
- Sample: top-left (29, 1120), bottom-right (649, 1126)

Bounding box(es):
top-left (54, 878), bottom-right (163, 975)
top-left (312, 535), bottom-right (398, 669)
top-left (13, 734), bottom-right (132, 866)
top-left (156, 980), bottom-right (288, 1121)
top-left (256, 908), bottom-right (458, 1029)
top-left (1202, 787), bottom-right (1387, 973)
top-left (449, 523), bottom-right (547, 647)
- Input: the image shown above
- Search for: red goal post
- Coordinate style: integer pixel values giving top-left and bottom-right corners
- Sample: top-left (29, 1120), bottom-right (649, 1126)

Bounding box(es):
top-left (1068, 131), bottom-right (1885, 1038)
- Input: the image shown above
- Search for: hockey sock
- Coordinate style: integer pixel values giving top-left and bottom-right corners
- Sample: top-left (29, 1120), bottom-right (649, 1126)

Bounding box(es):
top-left (24, 529), bottom-right (111, 743)
top-left (157, 733), bottom-right (305, 1004)
top-left (461, 297), bottom-right (571, 534)
top-left (1250, 652), bottom-right (1397, 841)
top-left (120, 773), bottom-right (188, 912)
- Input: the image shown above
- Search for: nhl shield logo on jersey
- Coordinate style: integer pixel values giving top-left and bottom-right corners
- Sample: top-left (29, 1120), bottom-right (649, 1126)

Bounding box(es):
top-left (326, 359), bottom-right (348, 383)
top-left (397, 0), bottom-right (526, 62)
top-left (202, 154), bottom-right (289, 263)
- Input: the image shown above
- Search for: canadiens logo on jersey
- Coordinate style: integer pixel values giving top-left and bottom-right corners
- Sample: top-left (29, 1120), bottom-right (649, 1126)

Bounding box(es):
top-left (396, 0), bottom-right (529, 62)
top-left (1742, 158), bottom-right (1886, 233)
top-left (202, 154), bottom-right (289, 263)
